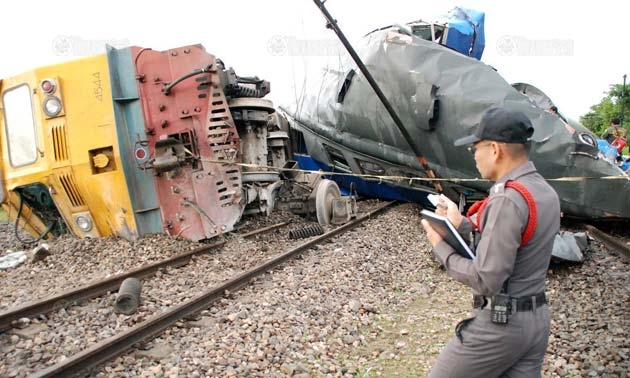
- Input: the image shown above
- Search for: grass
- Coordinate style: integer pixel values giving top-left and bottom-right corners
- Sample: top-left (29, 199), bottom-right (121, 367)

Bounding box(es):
top-left (0, 208), bottom-right (8, 222)
top-left (341, 280), bottom-right (470, 377)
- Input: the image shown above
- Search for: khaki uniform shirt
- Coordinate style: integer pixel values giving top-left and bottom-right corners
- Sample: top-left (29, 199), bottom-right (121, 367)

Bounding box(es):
top-left (602, 125), bottom-right (627, 144)
top-left (432, 161), bottom-right (560, 297)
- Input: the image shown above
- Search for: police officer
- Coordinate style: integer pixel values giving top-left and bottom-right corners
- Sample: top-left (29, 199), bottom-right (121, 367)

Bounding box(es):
top-left (421, 107), bottom-right (560, 377)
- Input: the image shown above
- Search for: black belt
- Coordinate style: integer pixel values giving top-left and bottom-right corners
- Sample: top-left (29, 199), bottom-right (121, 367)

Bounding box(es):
top-left (473, 292), bottom-right (547, 311)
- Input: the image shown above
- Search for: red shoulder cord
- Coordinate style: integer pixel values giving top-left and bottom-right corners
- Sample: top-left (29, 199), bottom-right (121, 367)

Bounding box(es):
top-left (465, 181), bottom-right (538, 247)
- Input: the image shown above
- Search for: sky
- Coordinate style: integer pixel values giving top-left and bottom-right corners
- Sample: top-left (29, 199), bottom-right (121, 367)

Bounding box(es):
top-left (1, 0), bottom-right (628, 122)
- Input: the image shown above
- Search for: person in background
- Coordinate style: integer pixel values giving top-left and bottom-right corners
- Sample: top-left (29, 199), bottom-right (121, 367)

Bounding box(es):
top-left (601, 117), bottom-right (626, 145)
top-left (549, 106), bottom-right (558, 116)
top-left (422, 107), bottom-right (561, 378)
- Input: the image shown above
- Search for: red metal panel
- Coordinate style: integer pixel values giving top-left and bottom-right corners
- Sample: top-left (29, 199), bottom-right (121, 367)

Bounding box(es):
top-left (133, 45), bottom-right (243, 240)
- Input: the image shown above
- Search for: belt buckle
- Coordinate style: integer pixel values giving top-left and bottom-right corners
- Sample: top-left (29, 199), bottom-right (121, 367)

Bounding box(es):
top-left (531, 294), bottom-right (537, 311)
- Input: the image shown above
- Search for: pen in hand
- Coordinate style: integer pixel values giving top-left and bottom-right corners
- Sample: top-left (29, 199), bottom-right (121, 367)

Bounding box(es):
top-left (428, 194), bottom-right (447, 215)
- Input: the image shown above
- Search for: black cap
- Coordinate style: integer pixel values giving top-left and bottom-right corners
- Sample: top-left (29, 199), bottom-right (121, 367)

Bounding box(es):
top-left (454, 107), bottom-right (534, 146)
top-left (612, 117), bottom-right (621, 125)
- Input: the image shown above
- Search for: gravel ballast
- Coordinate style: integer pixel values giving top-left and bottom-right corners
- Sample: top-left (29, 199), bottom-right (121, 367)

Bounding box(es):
top-left (0, 201), bottom-right (627, 377)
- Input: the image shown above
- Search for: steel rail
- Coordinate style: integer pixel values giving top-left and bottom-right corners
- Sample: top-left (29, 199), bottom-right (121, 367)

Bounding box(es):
top-left (585, 225), bottom-right (630, 260)
top-left (0, 221), bottom-right (288, 332)
top-left (32, 201), bottom-right (395, 378)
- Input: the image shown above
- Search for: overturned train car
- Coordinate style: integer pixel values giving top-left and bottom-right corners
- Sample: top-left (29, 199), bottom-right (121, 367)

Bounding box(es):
top-left (0, 44), bottom-right (355, 243)
top-left (279, 21), bottom-right (630, 221)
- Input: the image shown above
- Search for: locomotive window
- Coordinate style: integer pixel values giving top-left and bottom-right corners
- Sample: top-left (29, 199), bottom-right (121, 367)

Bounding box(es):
top-left (3, 85), bottom-right (38, 167)
top-left (357, 159), bottom-right (385, 175)
top-left (324, 145), bottom-right (351, 172)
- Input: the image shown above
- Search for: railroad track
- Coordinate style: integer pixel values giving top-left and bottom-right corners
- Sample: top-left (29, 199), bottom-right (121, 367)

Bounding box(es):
top-left (0, 221), bottom-right (289, 332)
top-left (585, 224), bottom-right (630, 260)
top-left (25, 201), bottom-right (394, 377)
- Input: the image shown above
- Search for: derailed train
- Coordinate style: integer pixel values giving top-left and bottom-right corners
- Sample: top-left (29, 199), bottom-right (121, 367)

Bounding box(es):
top-left (0, 44), bottom-right (356, 242)
top-left (3, 19), bottom-right (629, 245)
top-left (280, 4), bottom-right (630, 221)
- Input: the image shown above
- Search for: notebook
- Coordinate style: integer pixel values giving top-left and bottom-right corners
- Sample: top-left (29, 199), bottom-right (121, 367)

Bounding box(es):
top-left (421, 209), bottom-right (475, 259)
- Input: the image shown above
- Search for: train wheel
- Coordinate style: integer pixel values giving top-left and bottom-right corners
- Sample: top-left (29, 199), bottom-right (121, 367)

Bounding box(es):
top-left (315, 179), bottom-right (341, 225)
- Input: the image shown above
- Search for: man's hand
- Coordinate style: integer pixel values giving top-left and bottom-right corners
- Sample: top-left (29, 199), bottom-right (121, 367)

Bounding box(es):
top-left (421, 219), bottom-right (443, 247)
top-left (436, 194), bottom-right (464, 228)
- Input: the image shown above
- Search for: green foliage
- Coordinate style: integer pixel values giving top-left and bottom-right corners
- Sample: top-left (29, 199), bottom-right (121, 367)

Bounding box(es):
top-left (580, 82), bottom-right (630, 136)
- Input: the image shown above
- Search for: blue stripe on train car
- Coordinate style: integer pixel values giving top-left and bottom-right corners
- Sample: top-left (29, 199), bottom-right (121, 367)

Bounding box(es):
top-left (293, 154), bottom-right (434, 207)
top-left (106, 46), bottom-right (163, 236)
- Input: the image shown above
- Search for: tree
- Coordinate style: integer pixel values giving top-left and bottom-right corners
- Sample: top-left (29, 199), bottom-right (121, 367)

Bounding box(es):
top-left (580, 82), bottom-right (630, 136)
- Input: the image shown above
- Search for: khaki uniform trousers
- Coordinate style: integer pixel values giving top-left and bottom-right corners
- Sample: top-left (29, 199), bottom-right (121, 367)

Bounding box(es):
top-left (429, 304), bottom-right (550, 378)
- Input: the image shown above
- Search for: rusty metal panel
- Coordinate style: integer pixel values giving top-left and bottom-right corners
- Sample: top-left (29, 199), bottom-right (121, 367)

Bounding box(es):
top-left (133, 45), bottom-right (244, 240)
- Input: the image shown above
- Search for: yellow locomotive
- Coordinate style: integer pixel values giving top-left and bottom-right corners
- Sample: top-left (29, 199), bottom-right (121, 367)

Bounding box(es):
top-left (1, 53), bottom-right (137, 241)
top-left (0, 44), bottom-right (354, 243)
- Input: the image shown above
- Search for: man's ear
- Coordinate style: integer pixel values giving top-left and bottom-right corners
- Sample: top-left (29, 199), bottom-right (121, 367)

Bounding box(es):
top-left (491, 141), bottom-right (500, 157)
top-left (491, 141), bottom-right (504, 161)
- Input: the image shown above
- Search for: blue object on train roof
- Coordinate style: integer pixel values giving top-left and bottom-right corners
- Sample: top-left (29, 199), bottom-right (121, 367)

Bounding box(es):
top-left (439, 7), bottom-right (486, 60)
